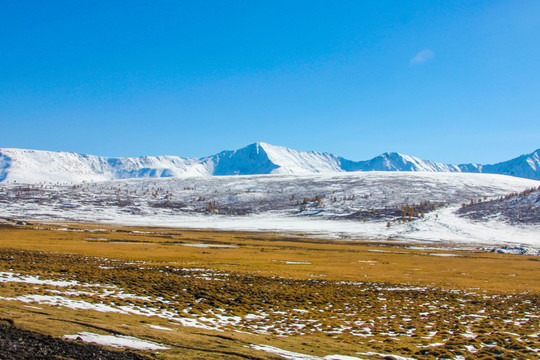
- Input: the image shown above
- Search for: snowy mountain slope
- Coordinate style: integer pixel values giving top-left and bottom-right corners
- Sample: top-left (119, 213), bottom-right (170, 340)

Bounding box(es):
top-left (0, 143), bottom-right (348, 183)
top-left (456, 163), bottom-right (482, 173)
top-left (0, 148), bottom-right (208, 184)
top-left (203, 143), bottom-right (280, 175)
top-left (258, 142), bottom-right (343, 174)
top-left (203, 142), bottom-right (345, 175)
top-left (481, 149), bottom-right (540, 180)
top-left (342, 149), bottom-right (540, 178)
top-left (0, 152), bottom-right (11, 182)
top-left (348, 152), bottom-right (462, 172)
top-left (1, 144), bottom-right (539, 184)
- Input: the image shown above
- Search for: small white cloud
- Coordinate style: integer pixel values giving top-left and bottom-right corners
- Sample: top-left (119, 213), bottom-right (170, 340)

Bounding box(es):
top-left (410, 49), bottom-right (434, 65)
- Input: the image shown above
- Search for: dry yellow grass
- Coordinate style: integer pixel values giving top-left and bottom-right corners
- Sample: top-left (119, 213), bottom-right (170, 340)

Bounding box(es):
top-left (0, 222), bottom-right (538, 293)
top-left (0, 222), bottom-right (539, 359)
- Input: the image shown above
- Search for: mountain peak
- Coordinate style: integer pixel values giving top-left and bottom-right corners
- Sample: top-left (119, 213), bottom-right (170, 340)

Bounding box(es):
top-left (231, 142), bottom-right (276, 156)
top-left (380, 151), bottom-right (407, 159)
top-left (208, 142), bottom-right (278, 175)
top-left (252, 142), bottom-right (286, 153)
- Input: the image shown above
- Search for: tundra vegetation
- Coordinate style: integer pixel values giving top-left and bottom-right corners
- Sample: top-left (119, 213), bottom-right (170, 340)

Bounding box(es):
top-left (0, 222), bottom-right (539, 359)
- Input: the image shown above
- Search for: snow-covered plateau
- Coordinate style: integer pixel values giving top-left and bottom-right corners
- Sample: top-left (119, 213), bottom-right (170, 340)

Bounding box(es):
top-left (1, 171), bottom-right (539, 248)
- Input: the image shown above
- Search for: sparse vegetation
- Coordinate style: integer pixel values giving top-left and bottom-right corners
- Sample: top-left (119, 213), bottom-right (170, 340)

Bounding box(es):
top-left (459, 186), bottom-right (540, 223)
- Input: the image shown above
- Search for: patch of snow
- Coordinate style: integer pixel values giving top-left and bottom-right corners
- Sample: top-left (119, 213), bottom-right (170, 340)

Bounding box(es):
top-left (0, 294), bottom-right (124, 313)
top-left (249, 344), bottom-right (366, 360)
top-left (147, 324), bottom-right (174, 331)
top-left (481, 245), bottom-right (540, 256)
top-left (276, 260), bottom-right (312, 265)
top-left (461, 330), bottom-right (477, 339)
top-left (357, 352), bottom-right (415, 360)
top-left (182, 244), bottom-right (238, 248)
top-left (22, 305), bottom-right (42, 310)
top-left (420, 342), bottom-right (445, 348)
top-left (245, 313), bottom-right (267, 320)
top-left (64, 332), bottom-right (169, 350)
top-left (463, 344), bottom-right (477, 353)
top-left (107, 242), bottom-right (156, 245)
top-left (0, 272), bottom-right (81, 287)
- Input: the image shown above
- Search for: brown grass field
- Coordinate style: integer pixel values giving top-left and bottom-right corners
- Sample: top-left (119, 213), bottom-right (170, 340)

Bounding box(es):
top-left (0, 221), bottom-right (539, 359)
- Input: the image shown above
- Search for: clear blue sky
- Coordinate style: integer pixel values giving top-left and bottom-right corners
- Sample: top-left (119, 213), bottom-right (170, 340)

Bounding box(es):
top-left (1, 1), bottom-right (539, 164)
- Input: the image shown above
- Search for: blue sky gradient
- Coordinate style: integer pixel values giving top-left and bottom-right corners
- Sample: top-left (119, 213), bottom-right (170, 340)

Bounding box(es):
top-left (1, 1), bottom-right (539, 164)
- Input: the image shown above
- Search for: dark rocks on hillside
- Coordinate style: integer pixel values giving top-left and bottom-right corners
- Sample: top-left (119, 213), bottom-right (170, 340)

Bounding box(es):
top-left (0, 322), bottom-right (154, 360)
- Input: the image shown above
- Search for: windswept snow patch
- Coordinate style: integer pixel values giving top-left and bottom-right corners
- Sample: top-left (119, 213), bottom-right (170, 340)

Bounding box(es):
top-left (358, 352), bottom-right (415, 360)
top-left (147, 324), bottom-right (175, 331)
top-left (249, 344), bottom-right (366, 360)
top-left (0, 272), bottom-right (81, 287)
top-left (183, 244), bottom-right (238, 248)
top-left (64, 332), bottom-right (169, 350)
top-left (0, 295), bottom-right (124, 313)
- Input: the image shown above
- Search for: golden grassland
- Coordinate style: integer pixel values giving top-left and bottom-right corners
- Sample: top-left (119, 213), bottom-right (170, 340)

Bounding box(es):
top-left (1, 222), bottom-right (539, 292)
top-left (0, 222), bottom-right (539, 359)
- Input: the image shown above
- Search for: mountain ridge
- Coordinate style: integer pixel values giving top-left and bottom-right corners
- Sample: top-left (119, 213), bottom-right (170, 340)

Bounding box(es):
top-left (0, 143), bottom-right (539, 183)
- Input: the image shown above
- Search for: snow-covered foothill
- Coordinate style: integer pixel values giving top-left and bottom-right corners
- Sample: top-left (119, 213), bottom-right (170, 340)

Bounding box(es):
top-left (2, 171), bottom-right (539, 248)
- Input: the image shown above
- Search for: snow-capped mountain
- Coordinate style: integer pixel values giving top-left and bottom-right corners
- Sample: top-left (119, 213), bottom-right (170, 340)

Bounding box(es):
top-left (0, 143), bottom-right (539, 184)
top-left (206, 142), bottom-right (343, 175)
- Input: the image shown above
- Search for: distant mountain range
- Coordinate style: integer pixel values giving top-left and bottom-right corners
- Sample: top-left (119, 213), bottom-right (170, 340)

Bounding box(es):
top-left (1, 142), bottom-right (539, 183)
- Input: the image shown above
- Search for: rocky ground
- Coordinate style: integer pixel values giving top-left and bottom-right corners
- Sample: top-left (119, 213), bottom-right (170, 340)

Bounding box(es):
top-left (0, 321), bottom-right (153, 360)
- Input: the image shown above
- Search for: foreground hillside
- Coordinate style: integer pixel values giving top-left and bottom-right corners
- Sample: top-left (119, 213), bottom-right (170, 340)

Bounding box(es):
top-left (1, 143), bottom-right (539, 183)
top-left (0, 223), bottom-right (539, 359)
